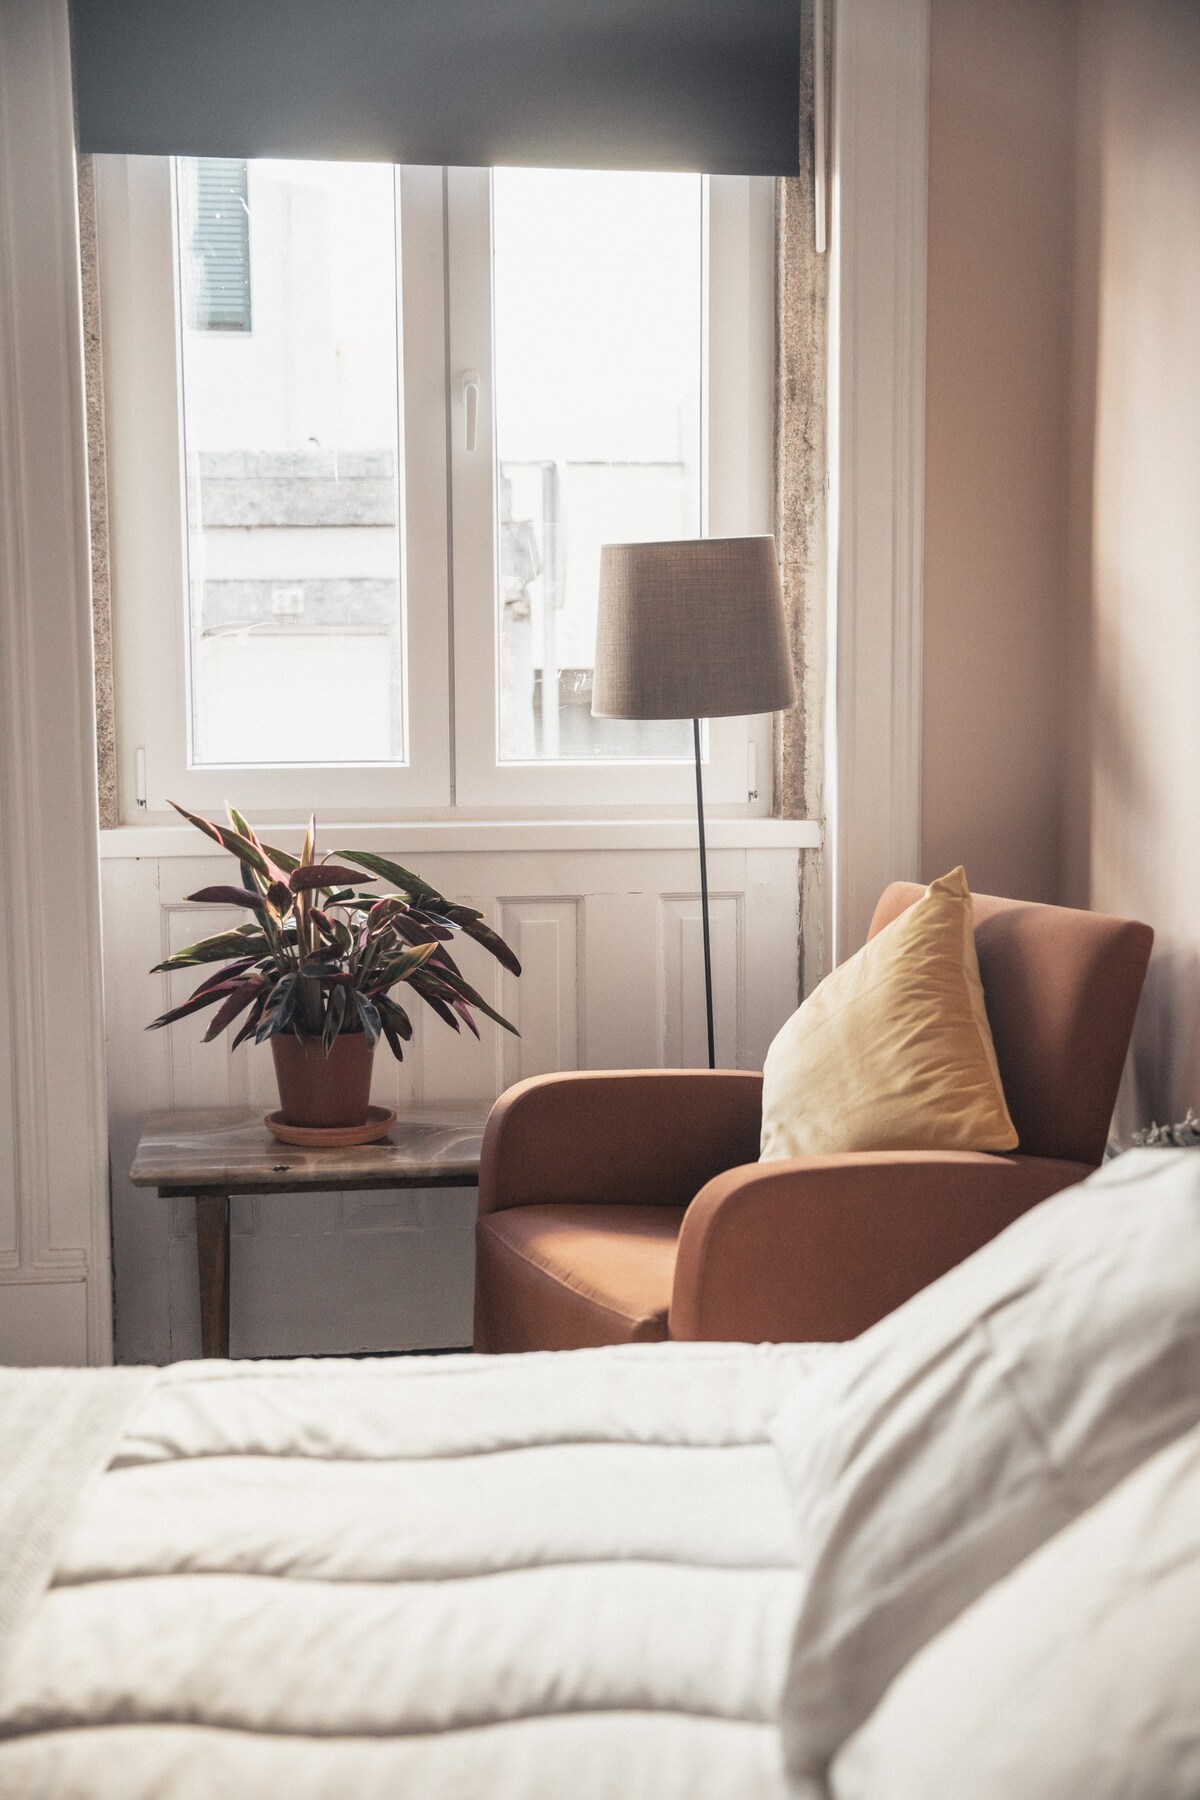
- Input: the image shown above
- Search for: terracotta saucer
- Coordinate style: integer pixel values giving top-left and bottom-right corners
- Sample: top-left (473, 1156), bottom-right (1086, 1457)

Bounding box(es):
top-left (265, 1105), bottom-right (397, 1148)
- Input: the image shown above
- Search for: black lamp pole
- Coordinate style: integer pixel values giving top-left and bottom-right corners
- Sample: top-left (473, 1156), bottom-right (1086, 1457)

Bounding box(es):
top-left (693, 716), bottom-right (716, 1069)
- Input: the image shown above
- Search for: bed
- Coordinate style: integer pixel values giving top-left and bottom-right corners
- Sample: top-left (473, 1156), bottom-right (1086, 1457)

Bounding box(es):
top-left (0, 1341), bottom-right (829, 1799)
top-left (4, 1150), bottom-right (1200, 1799)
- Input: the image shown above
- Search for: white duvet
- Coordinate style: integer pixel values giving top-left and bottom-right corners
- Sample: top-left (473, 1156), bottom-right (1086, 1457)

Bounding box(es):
top-left (0, 1342), bottom-right (830, 1800)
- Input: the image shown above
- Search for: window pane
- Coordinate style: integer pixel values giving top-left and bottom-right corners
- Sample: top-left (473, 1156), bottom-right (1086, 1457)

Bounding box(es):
top-left (176, 158), bottom-right (405, 766)
top-left (492, 169), bottom-right (700, 762)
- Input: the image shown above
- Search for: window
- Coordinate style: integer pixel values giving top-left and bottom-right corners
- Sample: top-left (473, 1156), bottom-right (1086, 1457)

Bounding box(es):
top-left (176, 159), bottom-right (406, 768)
top-left (491, 169), bottom-right (698, 764)
top-left (96, 156), bottom-right (774, 821)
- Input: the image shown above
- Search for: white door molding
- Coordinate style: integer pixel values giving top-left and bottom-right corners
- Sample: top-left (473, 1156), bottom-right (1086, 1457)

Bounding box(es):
top-left (0, 0), bottom-right (113, 1361)
top-left (827, 0), bottom-right (930, 959)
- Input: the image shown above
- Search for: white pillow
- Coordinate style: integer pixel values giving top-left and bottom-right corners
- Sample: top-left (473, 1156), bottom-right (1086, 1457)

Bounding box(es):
top-left (831, 1418), bottom-right (1200, 1800)
top-left (772, 1149), bottom-right (1200, 1788)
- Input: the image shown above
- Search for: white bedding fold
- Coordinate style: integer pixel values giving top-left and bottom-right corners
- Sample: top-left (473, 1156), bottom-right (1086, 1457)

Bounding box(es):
top-left (113, 1342), bottom-right (821, 1465)
top-left (0, 1342), bottom-right (829, 1800)
top-left (4, 1563), bottom-right (797, 1737)
top-left (58, 1440), bottom-right (796, 1583)
top-left (0, 1715), bottom-right (786, 1800)
top-left (0, 1366), bottom-right (153, 1684)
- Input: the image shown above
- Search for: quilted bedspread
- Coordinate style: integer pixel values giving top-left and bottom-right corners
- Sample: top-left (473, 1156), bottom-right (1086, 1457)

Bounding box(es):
top-left (0, 1341), bottom-right (830, 1799)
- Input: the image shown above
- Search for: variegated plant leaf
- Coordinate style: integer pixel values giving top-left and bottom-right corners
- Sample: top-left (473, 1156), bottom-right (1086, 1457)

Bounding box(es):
top-left (147, 977), bottom-right (244, 1031)
top-left (151, 925), bottom-right (268, 972)
top-left (374, 993), bottom-right (414, 1040)
top-left (322, 982), bottom-right (347, 1052)
top-left (168, 801), bottom-right (270, 878)
top-left (184, 885), bottom-right (266, 910)
top-left (203, 980), bottom-right (266, 1042)
top-left (414, 965), bottom-right (518, 1037)
top-left (333, 849), bottom-right (444, 904)
top-left (354, 992), bottom-right (382, 1049)
top-left (254, 973), bottom-right (298, 1044)
top-left (374, 942), bottom-right (439, 988)
top-left (231, 992), bottom-right (269, 1050)
top-left (289, 863), bottom-right (373, 892)
top-left (259, 841), bottom-right (301, 874)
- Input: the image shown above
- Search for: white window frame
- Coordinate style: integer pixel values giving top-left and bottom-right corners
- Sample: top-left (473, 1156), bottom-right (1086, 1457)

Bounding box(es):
top-left (446, 167), bottom-right (775, 811)
top-left (96, 156), bottom-right (775, 823)
top-left (96, 155), bottom-right (453, 820)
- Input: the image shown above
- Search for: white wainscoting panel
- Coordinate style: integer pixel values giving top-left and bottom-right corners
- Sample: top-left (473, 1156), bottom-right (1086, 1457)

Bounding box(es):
top-left (659, 893), bottom-right (742, 1069)
top-left (101, 830), bottom-right (810, 1361)
top-left (0, 1279), bottom-right (89, 1367)
top-left (498, 899), bottom-right (582, 1087)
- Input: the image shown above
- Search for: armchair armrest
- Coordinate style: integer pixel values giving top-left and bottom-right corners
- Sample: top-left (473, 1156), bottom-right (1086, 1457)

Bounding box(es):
top-left (669, 1150), bottom-right (1095, 1342)
top-left (478, 1069), bottom-right (763, 1217)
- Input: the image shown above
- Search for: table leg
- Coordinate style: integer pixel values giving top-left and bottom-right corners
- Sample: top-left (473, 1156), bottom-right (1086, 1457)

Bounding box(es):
top-left (194, 1191), bottom-right (230, 1358)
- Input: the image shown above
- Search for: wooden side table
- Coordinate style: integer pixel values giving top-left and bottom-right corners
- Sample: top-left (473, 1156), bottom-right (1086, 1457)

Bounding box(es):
top-left (130, 1105), bottom-right (488, 1359)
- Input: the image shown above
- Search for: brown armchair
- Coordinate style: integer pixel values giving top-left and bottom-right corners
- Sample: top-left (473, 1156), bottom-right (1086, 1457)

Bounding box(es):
top-left (474, 886), bottom-right (1153, 1351)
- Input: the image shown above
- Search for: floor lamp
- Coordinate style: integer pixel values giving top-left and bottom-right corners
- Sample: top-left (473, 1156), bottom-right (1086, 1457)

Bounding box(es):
top-left (592, 536), bottom-right (797, 1069)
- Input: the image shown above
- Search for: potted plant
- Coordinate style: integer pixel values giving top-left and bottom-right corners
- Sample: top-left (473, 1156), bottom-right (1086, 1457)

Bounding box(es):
top-left (148, 804), bottom-right (520, 1134)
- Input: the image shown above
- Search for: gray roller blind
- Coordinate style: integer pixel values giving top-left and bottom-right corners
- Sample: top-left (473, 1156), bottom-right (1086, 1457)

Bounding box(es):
top-left (69, 0), bottom-right (800, 176)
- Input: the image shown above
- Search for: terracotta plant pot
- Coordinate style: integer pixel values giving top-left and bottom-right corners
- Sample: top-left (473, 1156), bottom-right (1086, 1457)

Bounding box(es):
top-left (271, 1031), bottom-right (376, 1128)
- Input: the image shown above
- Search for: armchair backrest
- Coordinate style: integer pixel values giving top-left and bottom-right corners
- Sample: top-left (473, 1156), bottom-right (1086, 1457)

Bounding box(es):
top-left (868, 885), bottom-right (1153, 1165)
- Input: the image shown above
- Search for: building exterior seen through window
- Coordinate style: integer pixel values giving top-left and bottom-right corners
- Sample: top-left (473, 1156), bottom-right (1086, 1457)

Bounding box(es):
top-left (176, 158), bottom-right (405, 766)
top-left (175, 158), bottom-right (700, 769)
top-left (492, 168), bottom-right (698, 762)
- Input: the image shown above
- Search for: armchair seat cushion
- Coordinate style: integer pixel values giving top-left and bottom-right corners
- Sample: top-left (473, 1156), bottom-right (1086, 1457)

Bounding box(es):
top-left (474, 1205), bottom-right (684, 1352)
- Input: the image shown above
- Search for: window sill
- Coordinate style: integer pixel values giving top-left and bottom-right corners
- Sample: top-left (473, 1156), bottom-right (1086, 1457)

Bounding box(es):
top-left (98, 817), bottom-right (822, 860)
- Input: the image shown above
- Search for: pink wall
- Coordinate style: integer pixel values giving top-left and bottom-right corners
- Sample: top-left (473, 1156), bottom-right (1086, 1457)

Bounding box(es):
top-left (920, 0), bottom-right (1200, 1131)
top-left (920, 0), bottom-right (1077, 901)
top-left (1065, 0), bottom-right (1200, 1135)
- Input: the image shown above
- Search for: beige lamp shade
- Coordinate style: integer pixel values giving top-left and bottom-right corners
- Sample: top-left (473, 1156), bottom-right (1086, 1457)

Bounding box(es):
top-left (592, 535), bottom-right (797, 720)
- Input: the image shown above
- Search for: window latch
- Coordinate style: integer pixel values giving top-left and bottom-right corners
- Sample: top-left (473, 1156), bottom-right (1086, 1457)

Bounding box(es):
top-left (461, 369), bottom-right (480, 454)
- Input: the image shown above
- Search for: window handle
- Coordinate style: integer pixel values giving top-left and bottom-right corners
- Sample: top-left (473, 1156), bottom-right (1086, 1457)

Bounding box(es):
top-left (461, 369), bottom-right (480, 454)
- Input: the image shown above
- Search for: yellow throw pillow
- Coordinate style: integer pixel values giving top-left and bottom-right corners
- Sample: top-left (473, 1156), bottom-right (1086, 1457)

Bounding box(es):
top-left (760, 867), bottom-right (1017, 1160)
